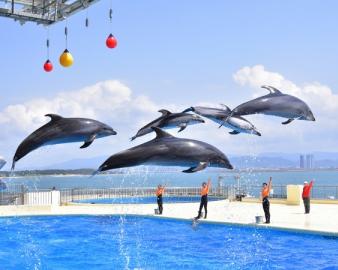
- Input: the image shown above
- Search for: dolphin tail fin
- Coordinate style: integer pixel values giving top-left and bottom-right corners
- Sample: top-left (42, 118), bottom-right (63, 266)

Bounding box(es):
top-left (130, 135), bottom-right (137, 141)
top-left (182, 107), bottom-right (194, 113)
top-left (182, 162), bottom-right (208, 173)
top-left (282, 119), bottom-right (294, 125)
top-left (11, 160), bottom-right (15, 171)
top-left (91, 169), bottom-right (100, 177)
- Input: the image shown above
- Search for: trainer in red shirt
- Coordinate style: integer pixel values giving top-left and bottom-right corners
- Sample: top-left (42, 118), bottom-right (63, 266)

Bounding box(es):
top-left (302, 180), bottom-right (314, 198)
top-left (302, 180), bottom-right (314, 214)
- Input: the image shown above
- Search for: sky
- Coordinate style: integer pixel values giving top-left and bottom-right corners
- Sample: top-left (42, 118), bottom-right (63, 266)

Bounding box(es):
top-left (0, 0), bottom-right (338, 169)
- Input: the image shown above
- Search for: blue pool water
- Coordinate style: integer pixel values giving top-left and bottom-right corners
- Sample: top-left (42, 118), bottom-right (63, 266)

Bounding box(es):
top-left (0, 216), bottom-right (337, 270)
top-left (75, 196), bottom-right (222, 204)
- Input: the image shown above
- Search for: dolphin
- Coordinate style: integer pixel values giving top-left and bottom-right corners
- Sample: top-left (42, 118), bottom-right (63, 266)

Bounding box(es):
top-left (182, 105), bottom-right (261, 136)
top-left (12, 114), bottom-right (117, 170)
top-left (231, 85), bottom-right (316, 125)
top-left (131, 109), bottom-right (205, 140)
top-left (96, 127), bottom-right (233, 173)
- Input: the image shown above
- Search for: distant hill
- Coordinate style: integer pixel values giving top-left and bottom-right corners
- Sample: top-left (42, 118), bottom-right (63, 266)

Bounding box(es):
top-left (41, 156), bottom-right (106, 170)
top-left (230, 156), bottom-right (296, 169)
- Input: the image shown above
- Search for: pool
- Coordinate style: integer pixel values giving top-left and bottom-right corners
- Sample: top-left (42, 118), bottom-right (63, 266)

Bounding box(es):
top-left (74, 196), bottom-right (223, 204)
top-left (0, 216), bottom-right (337, 270)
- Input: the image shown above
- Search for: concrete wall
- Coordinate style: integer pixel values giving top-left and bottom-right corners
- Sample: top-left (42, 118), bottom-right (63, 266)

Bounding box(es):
top-left (286, 185), bottom-right (303, 205)
top-left (24, 191), bottom-right (61, 206)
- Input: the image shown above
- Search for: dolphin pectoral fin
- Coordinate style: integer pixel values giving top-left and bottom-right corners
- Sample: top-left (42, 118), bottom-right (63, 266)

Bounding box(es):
top-left (80, 134), bottom-right (97, 149)
top-left (282, 119), bottom-right (294, 125)
top-left (182, 162), bottom-right (208, 173)
top-left (229, 130), bottom-right (240, 135)
top-left (178, 123), bottom-right (187, 132)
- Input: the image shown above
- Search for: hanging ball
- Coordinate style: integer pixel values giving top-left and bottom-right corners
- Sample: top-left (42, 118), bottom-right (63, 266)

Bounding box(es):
top-left (43, 59), bottom-right (53, 72)
top-left (59, 49), bottom-right (74, 67)
top-left (106, 34), bottom-right (117, 49)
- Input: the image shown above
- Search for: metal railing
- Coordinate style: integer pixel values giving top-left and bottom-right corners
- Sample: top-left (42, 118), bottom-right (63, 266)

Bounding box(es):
top-left (60, 186), bottom-right (230, 204)
top-left (311, 185), bottom-right (338, 200)
top-left (0, 184), bottom-right (26, 205)
top-left (238, 185), bottom-right (338, 200)
top-left (0, 184), bottom-right (54, 206)
top-left (2, 184), bottom-right (338, 206)
top-left (231, 185), bottom-right (287, 199)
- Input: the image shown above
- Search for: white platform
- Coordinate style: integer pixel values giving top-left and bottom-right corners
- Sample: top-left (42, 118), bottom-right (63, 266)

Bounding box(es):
top-left (1, 200), bottom-right (338, 235)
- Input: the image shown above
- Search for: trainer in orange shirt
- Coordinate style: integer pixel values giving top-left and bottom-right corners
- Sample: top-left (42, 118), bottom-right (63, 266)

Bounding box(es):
top-left (195, 178), bottom-right (211, 220)
top-left (156, 184), bottom-right (165, 214)
top-left (261, 177), bottom-right (272, 224)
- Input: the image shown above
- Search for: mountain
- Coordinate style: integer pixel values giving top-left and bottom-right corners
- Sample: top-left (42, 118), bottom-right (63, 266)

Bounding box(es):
top-left (229, 156), bottom-right (296, 169)
top-left (38, 152), bottom-right (338, 170)
top-left (40, 156), bottom-right (107, 170)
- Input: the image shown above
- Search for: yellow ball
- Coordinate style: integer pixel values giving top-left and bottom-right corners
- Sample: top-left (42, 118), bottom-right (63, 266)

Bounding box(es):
top-left (59, 49), bottom-right (74, 67)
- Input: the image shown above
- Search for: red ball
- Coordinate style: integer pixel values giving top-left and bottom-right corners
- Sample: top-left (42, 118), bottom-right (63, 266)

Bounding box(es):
top-left (106, 34), bottom-right (117, 49)
top-left (43, 59), bottom-right (53, 72)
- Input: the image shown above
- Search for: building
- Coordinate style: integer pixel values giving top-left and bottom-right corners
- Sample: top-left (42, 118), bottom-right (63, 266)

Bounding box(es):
top-left (299, 155), bottom-right (305, 169)
top-left (306, 154), bottom-right (314, 169)
top-left (300, 154), bottom-right (314, 169)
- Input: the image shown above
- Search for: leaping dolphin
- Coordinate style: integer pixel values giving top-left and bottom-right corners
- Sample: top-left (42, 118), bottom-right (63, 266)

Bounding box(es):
top-left (12, 114), bottom-right (117, 170)
top-left (131, 109), bottom-right (205, 141)
top-left (231, 85), bottom-right (316, 125)
top-left (182, 105), bottom-right (261, 136)
top-left (96, 127), bottom-right (233, 173)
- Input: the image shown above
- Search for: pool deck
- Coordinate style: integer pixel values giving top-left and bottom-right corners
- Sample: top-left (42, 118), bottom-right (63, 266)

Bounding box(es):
top-left (1, 200), bottom-right (338, 235)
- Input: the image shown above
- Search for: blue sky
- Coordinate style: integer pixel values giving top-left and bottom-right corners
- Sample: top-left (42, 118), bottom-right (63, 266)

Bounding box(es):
top-left (0, 0), bottom-right (338, 169)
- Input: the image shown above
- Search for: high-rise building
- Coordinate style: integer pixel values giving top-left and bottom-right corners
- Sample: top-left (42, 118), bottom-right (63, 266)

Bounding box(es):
top-left (300, 155), bottom-right (305, 169)
top-left (306, 154), bottom-right (314, 169)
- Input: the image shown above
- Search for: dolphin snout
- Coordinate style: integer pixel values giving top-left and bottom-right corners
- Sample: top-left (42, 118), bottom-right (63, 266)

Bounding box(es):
top-left (227, 163), bottom-right (234, 170)
top-left (106, 127), bottom-right (117, 135)
top-left (308, 114), bottom-right (315, 121)
top-left (254, 130), bottom-right (262, 136)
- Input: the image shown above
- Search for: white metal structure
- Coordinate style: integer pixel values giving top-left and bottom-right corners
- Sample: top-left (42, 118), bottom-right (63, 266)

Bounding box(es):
top-left (0, 0), bottom-right (99, 25)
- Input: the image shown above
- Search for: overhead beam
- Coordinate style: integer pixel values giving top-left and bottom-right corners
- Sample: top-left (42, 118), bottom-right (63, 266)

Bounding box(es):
top-left (0, 0), bottom-right (100, 25)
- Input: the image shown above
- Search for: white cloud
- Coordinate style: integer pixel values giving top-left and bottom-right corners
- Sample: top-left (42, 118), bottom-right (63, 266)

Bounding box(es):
top-left (231, 65), bottom-right (338, 154)
top-left (0, 69), bottom-right (337, 170)
top-left (0, 80), bottom-right (158, 133)
top-left (233, 65), bottom-right (338, 117)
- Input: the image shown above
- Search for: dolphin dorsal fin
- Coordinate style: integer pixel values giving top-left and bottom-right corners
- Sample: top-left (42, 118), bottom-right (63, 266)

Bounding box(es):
top-left (45, 114), bottom-right (63, 122)
top-left (152, 127), bottom-right (173, 139)
top-left (220, 104), bottom-right (232, 112)
top-left (261, 85), bottom-right (282, 94)
top-left (158, 109), bottom-right (171, 116)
